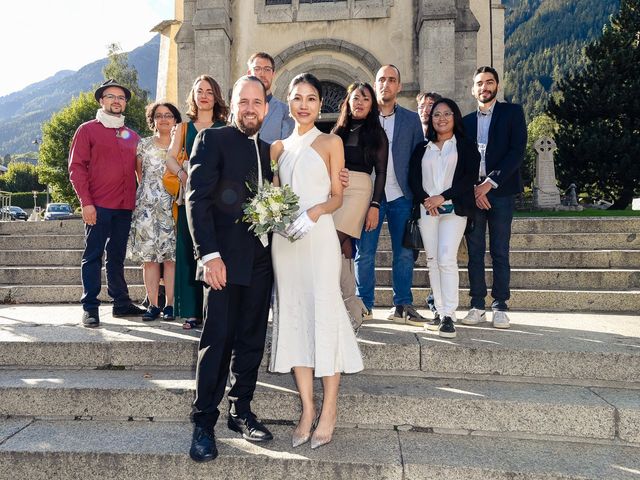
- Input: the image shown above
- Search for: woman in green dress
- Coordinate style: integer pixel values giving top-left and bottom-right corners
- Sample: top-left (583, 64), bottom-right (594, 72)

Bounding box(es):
top-left (166, 75), bottom-right (228, 329)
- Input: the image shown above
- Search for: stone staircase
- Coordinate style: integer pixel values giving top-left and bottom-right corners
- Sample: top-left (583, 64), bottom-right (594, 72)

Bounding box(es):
top-left (0, 217), bottom-right (639, 479)
top-left (0, 217), bottom-right (639, 311)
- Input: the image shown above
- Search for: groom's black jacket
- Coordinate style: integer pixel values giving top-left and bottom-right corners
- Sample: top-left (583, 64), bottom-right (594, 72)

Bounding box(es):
top-left (186, 125), bottom-right (273, 287)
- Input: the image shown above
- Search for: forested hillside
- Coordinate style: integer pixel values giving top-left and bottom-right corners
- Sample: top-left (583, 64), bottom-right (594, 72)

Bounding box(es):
top-left (503, 0), bottom-right (620, 119)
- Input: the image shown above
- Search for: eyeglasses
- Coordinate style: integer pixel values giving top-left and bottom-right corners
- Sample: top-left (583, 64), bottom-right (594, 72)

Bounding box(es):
top-left (432, 111), bottom-right (454, 119)
top-left (102, 94), bottom-right (127, 102)
top-left (251, 66), bottom-right (273, 74)
top-left (154, 113), bottom-right (175, 120)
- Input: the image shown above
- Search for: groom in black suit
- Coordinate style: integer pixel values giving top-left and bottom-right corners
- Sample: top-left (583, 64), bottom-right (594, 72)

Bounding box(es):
top-left (186, 76), bottom-right (274, 462)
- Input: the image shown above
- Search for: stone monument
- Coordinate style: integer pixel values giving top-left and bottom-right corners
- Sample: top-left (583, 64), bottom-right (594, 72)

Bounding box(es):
top-left (533, 136), bottom-right (561, 210)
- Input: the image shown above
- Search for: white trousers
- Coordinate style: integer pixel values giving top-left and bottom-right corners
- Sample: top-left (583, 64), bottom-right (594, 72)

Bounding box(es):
top-left (418, 206), bottom-right (467, 317)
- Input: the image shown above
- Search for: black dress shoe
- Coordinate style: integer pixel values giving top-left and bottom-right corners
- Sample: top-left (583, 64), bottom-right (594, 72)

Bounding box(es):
top-left (189, 425), bottom-right (218, 462)
top-left (112, 303), bottom-right (146, 317)
top-left (227, 412), bottom-right (273, 442)
top-left (82, 310), bottom-right (100, 328)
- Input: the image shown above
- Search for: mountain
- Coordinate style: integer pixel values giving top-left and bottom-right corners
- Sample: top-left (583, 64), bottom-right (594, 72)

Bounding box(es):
top-left (503, 0), bottom-right (620, 120)
top-left (0, 36), bottom-right (159, 155)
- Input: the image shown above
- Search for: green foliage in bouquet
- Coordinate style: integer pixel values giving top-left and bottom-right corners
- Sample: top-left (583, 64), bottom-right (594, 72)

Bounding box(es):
top-left (242, 182), bottom-right (300, 236)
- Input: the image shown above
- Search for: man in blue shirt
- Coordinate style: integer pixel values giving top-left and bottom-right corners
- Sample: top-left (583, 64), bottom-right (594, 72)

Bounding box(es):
top-left (246, 52), bottom-right (294, 144)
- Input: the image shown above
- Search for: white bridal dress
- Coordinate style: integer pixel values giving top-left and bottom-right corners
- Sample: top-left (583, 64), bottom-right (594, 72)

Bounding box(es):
top-left (269, 127), bottom-right (364, 377)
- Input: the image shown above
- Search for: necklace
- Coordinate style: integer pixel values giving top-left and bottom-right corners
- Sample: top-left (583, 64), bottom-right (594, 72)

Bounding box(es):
top-left (350, 124), bottom-right (363, 132)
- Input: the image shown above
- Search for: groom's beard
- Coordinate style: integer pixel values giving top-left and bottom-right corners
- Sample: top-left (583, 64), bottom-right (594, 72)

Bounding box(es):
top-left (234, 114), bottom-right (262, 137)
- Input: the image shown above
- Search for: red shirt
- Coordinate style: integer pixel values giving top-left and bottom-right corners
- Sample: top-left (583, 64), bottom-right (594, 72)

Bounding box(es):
top-left (68, 119), bottom-right (140, 210)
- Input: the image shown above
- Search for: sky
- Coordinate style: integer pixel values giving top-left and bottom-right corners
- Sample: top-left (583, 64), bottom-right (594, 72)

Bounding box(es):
top-left (0, 0), bottom-right (174, 97)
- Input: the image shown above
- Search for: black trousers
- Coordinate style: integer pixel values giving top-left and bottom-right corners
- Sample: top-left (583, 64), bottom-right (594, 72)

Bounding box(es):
top-left (81, 206), bottom-right (132, 311)
top-left (192, 242), bottom-right (273, 429)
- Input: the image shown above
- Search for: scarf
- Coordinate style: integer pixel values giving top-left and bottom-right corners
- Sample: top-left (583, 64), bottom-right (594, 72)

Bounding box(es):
top-left (96, 109), bottom-right (125, 129)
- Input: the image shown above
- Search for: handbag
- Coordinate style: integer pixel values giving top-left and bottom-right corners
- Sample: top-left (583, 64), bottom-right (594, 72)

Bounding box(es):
top-left (402, 203), bottom-right (423, 250)
top-left (162, 123), bottom-right (189, 197)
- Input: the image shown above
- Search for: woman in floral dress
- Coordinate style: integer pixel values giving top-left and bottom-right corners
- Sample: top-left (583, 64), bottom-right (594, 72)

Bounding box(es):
top-left (127, 102), bottom-right (182, 320)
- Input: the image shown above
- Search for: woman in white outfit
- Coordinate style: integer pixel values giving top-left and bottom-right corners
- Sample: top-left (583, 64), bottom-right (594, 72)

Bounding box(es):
top-left (408, 98), bottom-right (480, 338)
top-left (269, 73), bottom-right (364, 449)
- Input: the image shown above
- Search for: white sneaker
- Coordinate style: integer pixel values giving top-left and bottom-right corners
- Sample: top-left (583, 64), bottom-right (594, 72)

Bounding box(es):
top-left (460, 308), bottom-right (486, 325)
top-left (492, 310), bottom-right (511, 329)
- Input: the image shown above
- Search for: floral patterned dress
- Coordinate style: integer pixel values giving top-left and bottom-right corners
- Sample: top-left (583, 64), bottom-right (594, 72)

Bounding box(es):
top-left (127, 136), bottom-right (176, 263)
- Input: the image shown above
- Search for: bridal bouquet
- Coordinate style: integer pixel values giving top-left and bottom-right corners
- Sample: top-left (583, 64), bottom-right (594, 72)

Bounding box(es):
top-left (242, 181), bottom-right (300, 237)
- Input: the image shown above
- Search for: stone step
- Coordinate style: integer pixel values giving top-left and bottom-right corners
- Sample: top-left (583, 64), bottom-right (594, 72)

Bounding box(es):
top-left (378, 249), bottom-right (640, 269)
top-left (3, 216), bottom-right (639, 235)
top-left (1, 307), bottom-right (638, 383)
top-left (0, 219), bottom-right (84, 235)
top-left (2, 231), bottom-right (639, 253)
top-left (375, 232), bottom-right (640, 250)
top-left (377, 267), bottom-right (640, 290)
top-left (2, 284), bottom-right (638, 312)
top-left (0, 234), bottom-right (85, 250)
top-left (1, 369), bottom-right (637, 442)
top-left (375, 287), bottom-right (640, 312)
top-left (3, 248), bottom-right (640, 269)
top-left (2, 266), bottom-right (638, 290)
top-left (1, 419), bottom-right (638, 480)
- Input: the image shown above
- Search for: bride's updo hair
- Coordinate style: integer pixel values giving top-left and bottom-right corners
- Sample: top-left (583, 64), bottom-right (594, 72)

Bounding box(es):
top-left (287, 73), bottom-right (323, 102)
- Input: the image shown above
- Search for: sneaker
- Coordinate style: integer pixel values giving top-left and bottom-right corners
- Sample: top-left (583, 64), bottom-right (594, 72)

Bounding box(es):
top-left (404, 304), bottom-right (426, 327)
top-left (492, 310), bottom-right (511, 329)
top-left (162, 305), bottom-right (175, 321)
top-left (460, 308), bottom-right (486, 325)
top-left (82, 310), bottom-right (100, 328)
top-left (142, 305), bottom-right (161, 321)
top-left (425, 313), bottom-right (441, 331)
top-left (363, 308), bottom-right (373, 321)
top-left (387, 305), bottom-right (405, 324)
top-left (438, 316), bottom-right (456, 338)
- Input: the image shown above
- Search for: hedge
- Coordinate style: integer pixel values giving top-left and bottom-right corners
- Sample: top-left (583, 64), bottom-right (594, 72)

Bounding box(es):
top-left (3, 192), bottom-right (49, 209)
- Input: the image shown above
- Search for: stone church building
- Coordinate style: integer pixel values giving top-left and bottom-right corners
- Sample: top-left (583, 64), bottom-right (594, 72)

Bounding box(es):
top-left (153, 0), bottom-right (504, 121)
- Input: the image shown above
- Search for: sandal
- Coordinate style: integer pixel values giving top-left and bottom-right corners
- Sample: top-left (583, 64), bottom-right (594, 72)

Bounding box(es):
top-left (182, 318), bottom-right (202, 330)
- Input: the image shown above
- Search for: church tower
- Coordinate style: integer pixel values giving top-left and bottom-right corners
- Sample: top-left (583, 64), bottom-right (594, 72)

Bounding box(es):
top-left (153, 0), bottom-right (504, 118)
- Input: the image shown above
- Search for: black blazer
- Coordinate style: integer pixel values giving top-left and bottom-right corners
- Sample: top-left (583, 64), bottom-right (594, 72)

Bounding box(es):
top-left (186, 126), bottom-right (273, 287)
top-left (408, 134), bottom-right (480, 218)
top-left (462, 101), bottom-right (527, 197)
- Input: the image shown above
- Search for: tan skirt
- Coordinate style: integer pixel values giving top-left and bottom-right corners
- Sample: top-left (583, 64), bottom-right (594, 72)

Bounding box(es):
top-left (333, 171), bottom-right (373, 239)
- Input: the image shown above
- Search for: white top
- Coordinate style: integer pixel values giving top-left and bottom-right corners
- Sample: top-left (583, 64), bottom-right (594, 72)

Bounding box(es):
top-left (379, 112), bottom-right (403, 202)
top-left (421, 136), bottom-right (458, 199)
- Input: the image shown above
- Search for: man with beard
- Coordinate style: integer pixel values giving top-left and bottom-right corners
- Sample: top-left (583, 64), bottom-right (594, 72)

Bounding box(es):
top-left (461, 66), bottom-right (526, 329)
top-left (246, 52), bottom-right (294, 143)
top-left (69, 79), bottom-right (146, 328)
top-left (185, 76), bottom-right (274, 462)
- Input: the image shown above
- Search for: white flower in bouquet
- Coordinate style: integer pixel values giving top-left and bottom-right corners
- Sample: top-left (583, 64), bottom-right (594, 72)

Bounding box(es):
top-left (242, 181), bottom-right (299, 237)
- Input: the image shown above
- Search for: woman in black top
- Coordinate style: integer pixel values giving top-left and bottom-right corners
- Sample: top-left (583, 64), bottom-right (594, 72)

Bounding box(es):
top-left (332, 82), bottom-right (388, 330)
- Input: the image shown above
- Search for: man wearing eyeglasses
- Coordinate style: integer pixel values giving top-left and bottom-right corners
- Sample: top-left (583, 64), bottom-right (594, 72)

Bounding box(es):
top-left (246, 52), bottom-right (294, 144)
top-left (68, 79), bottom-right (145, 328)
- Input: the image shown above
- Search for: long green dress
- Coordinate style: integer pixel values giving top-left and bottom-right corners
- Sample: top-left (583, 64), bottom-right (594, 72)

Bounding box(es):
top-left (174, 120), bottom-right (225, 320)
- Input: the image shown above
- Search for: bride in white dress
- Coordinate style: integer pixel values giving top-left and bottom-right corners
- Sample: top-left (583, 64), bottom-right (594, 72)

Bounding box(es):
top-left (269, 73), bottom-right (364, 449)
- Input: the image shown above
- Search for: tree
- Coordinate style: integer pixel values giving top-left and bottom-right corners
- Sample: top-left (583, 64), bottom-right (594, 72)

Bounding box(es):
top-left (2, 154), bottom-right (10, 167)
top-left (548, 0), bottom-right (640, 209)
top-left (38, 44), bottom-right (151, 206)
top-left (524, 114), bottom-right (558, 187)
top-left (0, 162), bottom-right (45, 192)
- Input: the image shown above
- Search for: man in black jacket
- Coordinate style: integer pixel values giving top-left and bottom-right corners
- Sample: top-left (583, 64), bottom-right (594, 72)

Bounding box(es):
top-left (461, 66), bottom-right (527, 329)
top-left (185, 76), bottom-right (274, 462)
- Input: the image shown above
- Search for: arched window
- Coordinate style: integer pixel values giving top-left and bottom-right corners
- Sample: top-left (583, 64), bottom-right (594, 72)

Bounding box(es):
top-left (320, 82), bottom-right (346, 114)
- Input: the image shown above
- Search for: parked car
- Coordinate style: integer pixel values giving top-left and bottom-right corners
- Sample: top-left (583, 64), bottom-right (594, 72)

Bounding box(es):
top-left (1, 206), bottom-right (28, 221)
top-left (43, 203), bottom-right (74, 221)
